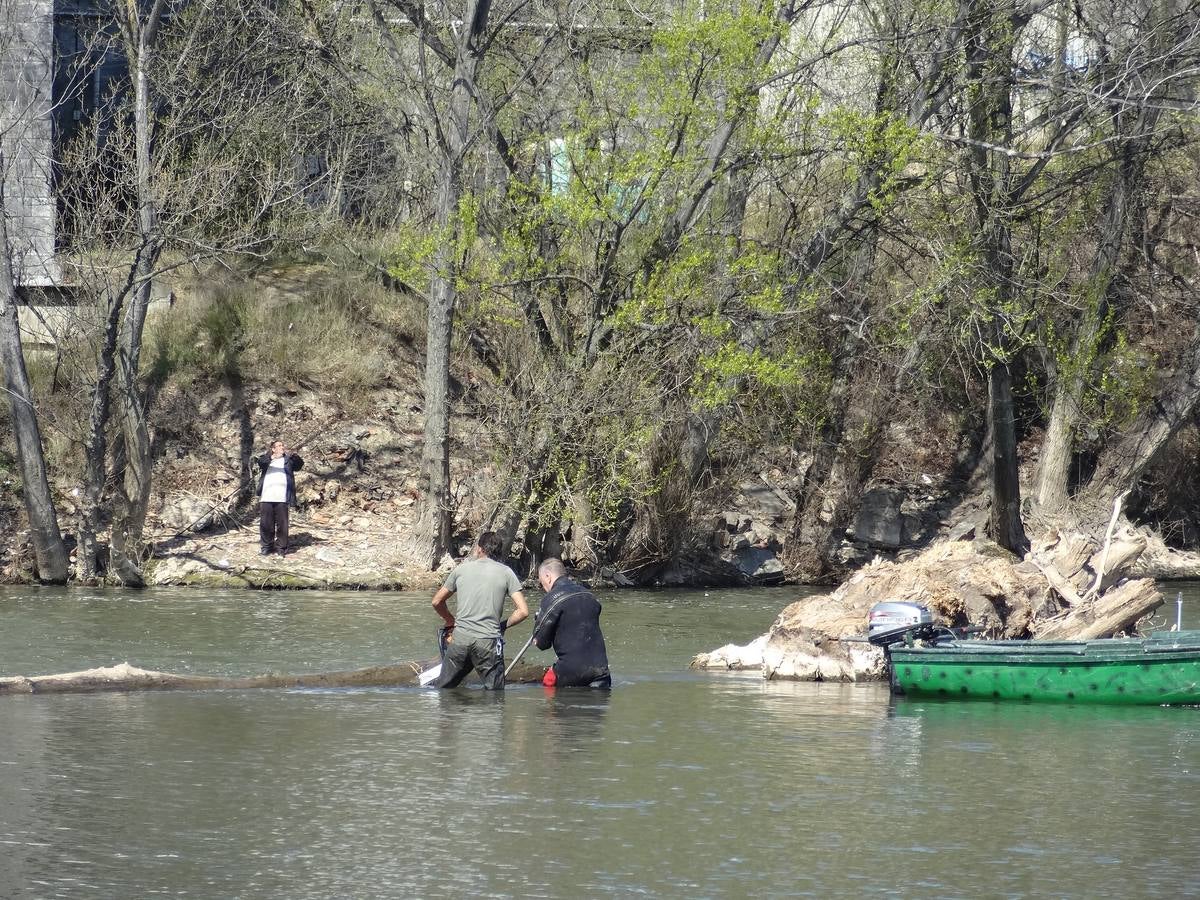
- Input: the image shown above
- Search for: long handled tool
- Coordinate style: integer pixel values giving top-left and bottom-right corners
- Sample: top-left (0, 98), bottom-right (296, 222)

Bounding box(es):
top-left (504, 630), bottom-right (538, 678)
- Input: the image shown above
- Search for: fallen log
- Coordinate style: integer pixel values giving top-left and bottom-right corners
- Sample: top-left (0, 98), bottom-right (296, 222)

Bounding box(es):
top-left (1085, 535), bottom-right (1147, 597)
top-left (1027, 552), bottom-right (1085, 606)
top-left (0, 659), bottom-right (549, 696)
top-left (1033, 577), bottom-right (1162, 641)
top-left (1046, 532), bottom-right (1097, 588)
top-left (1080, 490), bottom-right (1130, 601)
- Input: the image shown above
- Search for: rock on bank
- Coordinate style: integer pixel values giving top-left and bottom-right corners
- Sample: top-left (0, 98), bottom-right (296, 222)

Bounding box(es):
top-left (692, 533), bottom-right (1164, 681)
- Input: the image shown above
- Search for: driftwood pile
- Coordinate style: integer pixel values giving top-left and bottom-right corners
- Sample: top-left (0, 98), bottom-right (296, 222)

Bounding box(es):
top-left (692, 528), bottom-right (1164, 682)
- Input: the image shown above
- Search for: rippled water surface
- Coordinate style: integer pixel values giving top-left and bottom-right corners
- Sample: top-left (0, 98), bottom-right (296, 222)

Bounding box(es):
top-left (1, 583), bottom-right (1198, 898)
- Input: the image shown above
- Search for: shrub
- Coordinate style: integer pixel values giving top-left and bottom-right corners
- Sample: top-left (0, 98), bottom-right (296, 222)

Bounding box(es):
top-left (146, 264), bottom-right (397, 400)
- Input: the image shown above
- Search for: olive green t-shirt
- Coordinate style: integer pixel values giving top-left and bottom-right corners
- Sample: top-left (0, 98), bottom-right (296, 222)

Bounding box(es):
top-left (443, 556), bottom-right (522, 642)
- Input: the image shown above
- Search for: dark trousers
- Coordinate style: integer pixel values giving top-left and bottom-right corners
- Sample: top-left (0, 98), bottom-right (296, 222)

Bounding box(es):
top-left (553, 663), bottom-right (612, 689)
top-left (260, 501), bottom-right (289, 551)
top-left (435, 637), bottom-right (504, 690)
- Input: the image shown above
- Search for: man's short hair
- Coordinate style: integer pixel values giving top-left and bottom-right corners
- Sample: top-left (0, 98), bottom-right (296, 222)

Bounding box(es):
top-left (478, 531), bottom-right (503, 559)
top-left (539, 557), bottom-right (566, 579)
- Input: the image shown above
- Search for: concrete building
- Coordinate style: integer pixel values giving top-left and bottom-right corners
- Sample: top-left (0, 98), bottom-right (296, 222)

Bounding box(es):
top-left (1, 0), bottom-right (59, 287)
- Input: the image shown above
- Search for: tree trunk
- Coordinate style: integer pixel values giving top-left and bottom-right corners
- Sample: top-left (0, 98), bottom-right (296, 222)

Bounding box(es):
top-left (110, 268), bottom-right (156, 586)
top-left (0, 177), bottom-right (69, 583)
top-left (411, 0), bottom-right (493, 568)
top-left (1035, 386), bottom-right (1075, 511)
top-left (76, 283), bottom-right (127, 582)
top-left (1034, 0), bottom-right (1174, 510)
top-left (78, 0), bottom-right (169, 583)
top-left (1083, 321), bottom-right (1200, 505)
top-left (109, 33), bottom-right (162, 585)
top-left (987, 339), bottom-right (1027, 553)
top-left (965, 0), bottom-right (1028, 555)
top-left (413, 169), bottom-right (461, 568)
top-left (1033, 133), bottom-right (1153, 510)
top-left (0, 659), bottom-right (549, 695)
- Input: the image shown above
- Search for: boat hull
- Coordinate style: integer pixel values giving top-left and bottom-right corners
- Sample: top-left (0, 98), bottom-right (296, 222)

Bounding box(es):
top-left (888, 633), bottom-right (1200, 705)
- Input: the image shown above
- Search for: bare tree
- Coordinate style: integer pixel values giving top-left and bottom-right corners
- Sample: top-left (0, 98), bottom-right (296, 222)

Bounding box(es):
top-left (346, 0), bottom-right (574, 566)
top-left (962, 0), bottom-right (1029, 554)
top-left (0, 159), bottom-right (68, 582)
top-left (0, 0), bottom-right (68, 581)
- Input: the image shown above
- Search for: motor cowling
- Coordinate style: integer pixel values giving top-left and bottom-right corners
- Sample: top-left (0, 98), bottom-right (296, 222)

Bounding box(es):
top-left (867, 601), bottom-right (935, 646)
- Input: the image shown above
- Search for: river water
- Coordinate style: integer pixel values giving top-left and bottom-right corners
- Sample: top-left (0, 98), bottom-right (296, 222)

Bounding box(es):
top-left (1, 583), bottom-right (1198, 899)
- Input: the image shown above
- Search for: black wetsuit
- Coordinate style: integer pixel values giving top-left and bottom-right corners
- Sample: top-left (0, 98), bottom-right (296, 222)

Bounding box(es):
top-left (533, 577), bottom-right (611, 688)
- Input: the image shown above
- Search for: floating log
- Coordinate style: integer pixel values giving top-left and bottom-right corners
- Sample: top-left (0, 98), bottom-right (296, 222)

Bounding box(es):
top-left (0, 660), bottom-right (549, 696)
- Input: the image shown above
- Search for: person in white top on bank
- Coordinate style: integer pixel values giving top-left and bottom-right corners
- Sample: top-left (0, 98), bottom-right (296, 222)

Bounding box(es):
top-left (255, 439), bottom-right (303, 556)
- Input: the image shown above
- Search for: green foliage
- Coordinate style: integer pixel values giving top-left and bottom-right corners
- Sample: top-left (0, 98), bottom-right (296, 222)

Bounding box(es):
top-left (385, 222), bottom-right (441, 294)
top-left (49, 0), bottom-right (1200, 564)
top-left (543, 416), bottom-right (665, 537)
top-left (821, 108), bottom-right (937, 209)
top-left (616, 244), bottom-right (715, 328)
top-left (694, 341), bottom-right (831, 421)
top-left (1088, 330), bottom-right (1155, 429)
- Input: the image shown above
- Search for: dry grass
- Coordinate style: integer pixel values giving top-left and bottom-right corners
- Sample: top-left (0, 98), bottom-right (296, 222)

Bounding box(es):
top-left (147, 262), bottom-right (410, 405)
top-left (9, 252), bottom-right (419, 480)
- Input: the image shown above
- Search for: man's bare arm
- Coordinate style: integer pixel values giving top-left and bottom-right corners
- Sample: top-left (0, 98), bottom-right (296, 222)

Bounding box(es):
top-left (431, 586), bottom-right (456, 628)
top-left (503, 590), bottom-right (529, 630)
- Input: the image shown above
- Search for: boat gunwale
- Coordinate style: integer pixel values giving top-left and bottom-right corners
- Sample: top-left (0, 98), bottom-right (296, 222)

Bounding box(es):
top-left (888, 650), bottom-right (1200, 666)
top-left (885, 630), bottom-right (1200, 663)
top-left (888, 643), bottom-right (1200, 665)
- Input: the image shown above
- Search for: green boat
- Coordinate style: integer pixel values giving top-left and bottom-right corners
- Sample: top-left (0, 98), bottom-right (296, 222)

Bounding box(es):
top-left (887, 631), bottom-right (1200, 705)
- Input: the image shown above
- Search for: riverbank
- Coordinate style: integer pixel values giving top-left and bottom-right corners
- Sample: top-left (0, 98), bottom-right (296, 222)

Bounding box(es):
top-left (0, 261), bottom-right (1018, 590)
top-left (8, 261), bottom-right (1200, 591)
top-left (146, 513), bottom-right (440, 591)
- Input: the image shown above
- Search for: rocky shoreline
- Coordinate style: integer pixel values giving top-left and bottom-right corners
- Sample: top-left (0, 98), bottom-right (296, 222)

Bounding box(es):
top-left (6, 350), bottom-right (1200, 592)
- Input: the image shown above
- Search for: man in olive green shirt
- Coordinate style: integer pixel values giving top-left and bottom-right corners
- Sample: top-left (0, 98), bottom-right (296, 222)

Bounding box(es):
top-left (431, 531), bottom-right (529, 689)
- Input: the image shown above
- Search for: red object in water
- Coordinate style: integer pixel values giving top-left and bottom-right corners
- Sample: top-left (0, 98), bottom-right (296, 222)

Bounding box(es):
top-left (541, 667), bottom-right (557, 687)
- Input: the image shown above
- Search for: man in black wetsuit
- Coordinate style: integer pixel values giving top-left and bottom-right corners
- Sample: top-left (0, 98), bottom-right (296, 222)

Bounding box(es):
top-left (533, 558), bottom-right (611, 689)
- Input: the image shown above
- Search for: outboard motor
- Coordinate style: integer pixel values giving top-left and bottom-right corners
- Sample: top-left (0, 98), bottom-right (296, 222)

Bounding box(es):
top-left (867, 601), bottom-right (936, 647)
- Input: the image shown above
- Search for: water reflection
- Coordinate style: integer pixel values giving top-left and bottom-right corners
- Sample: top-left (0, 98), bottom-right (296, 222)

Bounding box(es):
top-left (536, 689), bottom-right (612, 753)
